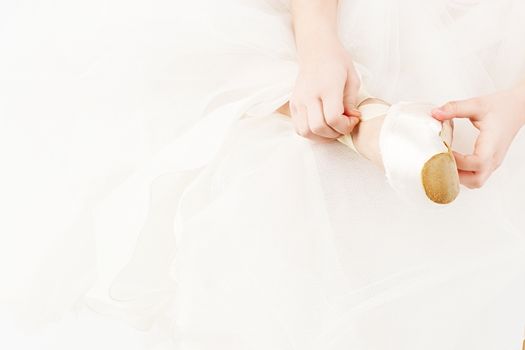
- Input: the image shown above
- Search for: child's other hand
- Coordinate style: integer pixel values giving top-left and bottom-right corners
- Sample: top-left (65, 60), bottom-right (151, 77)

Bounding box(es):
top-left (290, 41), bottom-right (362, 142)
top-left (432, 86), bottom-right (525, 188)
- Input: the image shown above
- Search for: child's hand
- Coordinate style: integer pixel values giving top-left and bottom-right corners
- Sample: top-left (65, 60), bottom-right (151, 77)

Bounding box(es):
top-left (290, 41), bottom-right (362, 142)
top-left (432, 85), bottom-right (525, 188)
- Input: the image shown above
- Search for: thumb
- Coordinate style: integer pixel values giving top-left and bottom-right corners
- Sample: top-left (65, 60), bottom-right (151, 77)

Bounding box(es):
top-left (431, 98), bottom-right (483, 121)
top-left (343, 73), bottom-right (360, 116)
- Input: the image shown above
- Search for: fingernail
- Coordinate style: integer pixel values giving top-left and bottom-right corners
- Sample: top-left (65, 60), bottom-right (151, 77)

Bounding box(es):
top-left (431, 107), bottom-right (446, 115)
top-left (431, 108), bottom-right (450, 120)
top-left (433, 107), bottom-right (453, 116)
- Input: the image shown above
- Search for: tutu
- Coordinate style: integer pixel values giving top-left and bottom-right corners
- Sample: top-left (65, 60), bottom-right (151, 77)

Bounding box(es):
top-left (1, 0), bottom-right (525, 349)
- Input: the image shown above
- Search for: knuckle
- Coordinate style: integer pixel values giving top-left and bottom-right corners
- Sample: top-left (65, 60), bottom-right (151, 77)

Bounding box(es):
top-left (332, 104), bottom-right (345, 116)
top-left (445, 101), bottom-right (458, 113)
top-left (289, 100), bottom-right (303, 115)
top-left (326, 113), bottom-right (342, 126)
top-left (295, 127), bottom-right (309, 138)
top-left (473, 97), bottom-right (489, 112)
top-left (478, 158), bottom-right (492, 171)
top-left (321, 99), bottom-right (344, 117)
top-left (292, 121), bottom-right (308, 137)
top-left (475, 160), bottom-right (487, 171)
top-left (310, 122), bottom-right (326, 135)
top-left (469, 155), bottom-right (488, 170)
top-left (472, 97), bottom-right (483, 108)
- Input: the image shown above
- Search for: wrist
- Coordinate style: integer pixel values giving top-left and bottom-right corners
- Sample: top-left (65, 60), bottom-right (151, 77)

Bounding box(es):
top-left (291, 3), bottom-right (341, 64)
top-left (296, 35), bottom-right (343, 65)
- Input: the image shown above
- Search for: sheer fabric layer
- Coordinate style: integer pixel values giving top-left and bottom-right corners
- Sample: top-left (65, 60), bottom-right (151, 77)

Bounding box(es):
top-left (1, 0), bottom-right (525, 349)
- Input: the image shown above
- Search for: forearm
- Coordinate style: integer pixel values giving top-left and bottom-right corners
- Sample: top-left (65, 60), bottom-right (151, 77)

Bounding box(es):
top-left (290, 0), bottom-right (340, 63)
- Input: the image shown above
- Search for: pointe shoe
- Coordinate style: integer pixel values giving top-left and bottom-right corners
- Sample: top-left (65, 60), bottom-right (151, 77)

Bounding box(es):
top-left (339, 91), bottom-right (460, 205)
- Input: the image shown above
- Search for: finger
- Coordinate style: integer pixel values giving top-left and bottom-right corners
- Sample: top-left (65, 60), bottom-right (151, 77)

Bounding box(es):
top-left (346, 108), bottom-right (362, 119)
top-left (290, 103), bottom-right (308, 134)
top-left (471, 130), bottom-right (498, 169)
top-left (431, 98), bottom-right (484, 121)
top-left (453, 131), bottom-right (496, 173)
top-left (343, 73), bottom-right (361, 116)
top-left (458, 170), bottom-right (491, 189)
top-left (348, 116), bottom-right (360, 130)
top-left (291, 103), bottom-right (332, 142)
top-left (452, 151), bottom-right (484, 172)
top-left (321, 93), bottom-right (353, 135)
top-left (307, 99), bottom-right (341, 139)
top-left (455, 130), bottom-right (498, 189)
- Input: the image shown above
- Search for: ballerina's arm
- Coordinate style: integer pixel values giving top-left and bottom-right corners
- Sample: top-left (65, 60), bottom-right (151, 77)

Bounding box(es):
top-left (287, 0), bottom-right (362, 142)
top-left (432, 81), bottom-right (525, 189)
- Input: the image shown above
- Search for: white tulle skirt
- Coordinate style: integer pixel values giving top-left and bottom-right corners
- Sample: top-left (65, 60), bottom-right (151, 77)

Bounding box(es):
top-left (1, 0), bottom-right (525, 349)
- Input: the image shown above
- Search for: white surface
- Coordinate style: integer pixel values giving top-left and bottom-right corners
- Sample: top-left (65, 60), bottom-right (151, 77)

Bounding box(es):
top-left (1, 0), bottom-right (525, 349)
